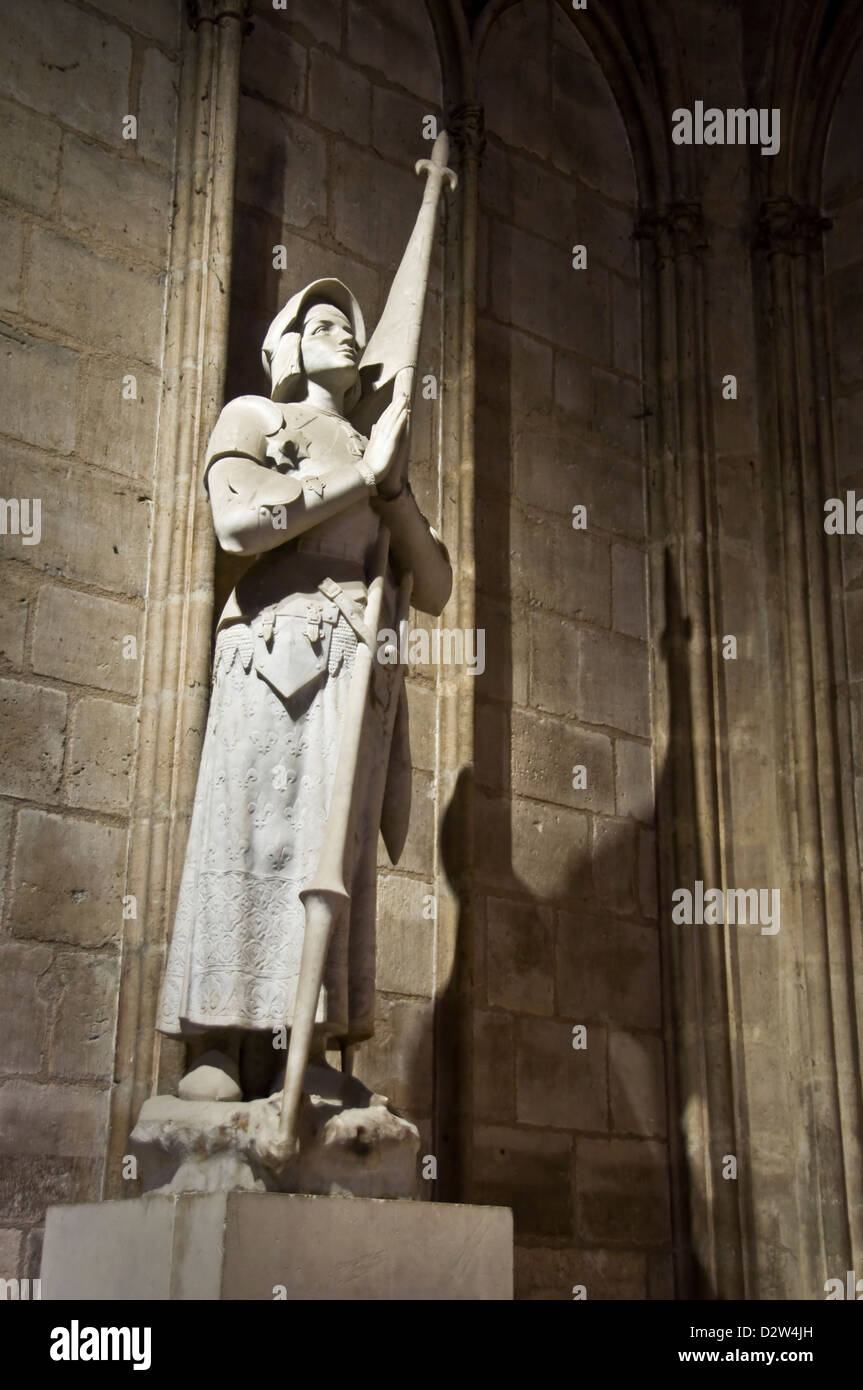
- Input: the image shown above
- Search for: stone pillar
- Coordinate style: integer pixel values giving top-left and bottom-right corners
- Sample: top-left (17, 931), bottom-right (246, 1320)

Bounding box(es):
top-left (105, 0), bottom-right (249, 1196)
top-left (639, 202), bottom-right (747, 1298)
top-left (753, 196), bottom-right (863, 1289)
top-left (433, 101), bottom-right (483, 1202)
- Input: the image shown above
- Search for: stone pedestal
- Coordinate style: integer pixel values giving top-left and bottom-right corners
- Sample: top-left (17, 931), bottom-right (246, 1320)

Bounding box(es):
top-left (41, 1192), bottom-right (513, 1300)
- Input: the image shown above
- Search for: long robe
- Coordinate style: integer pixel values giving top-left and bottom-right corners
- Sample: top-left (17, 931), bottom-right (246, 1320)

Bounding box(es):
top-left (156, 403), bottom-right (409, 1043)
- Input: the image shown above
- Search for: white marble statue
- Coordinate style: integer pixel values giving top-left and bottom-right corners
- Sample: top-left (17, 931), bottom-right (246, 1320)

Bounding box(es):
top-left (153, 137), bottom-right (455, 1174)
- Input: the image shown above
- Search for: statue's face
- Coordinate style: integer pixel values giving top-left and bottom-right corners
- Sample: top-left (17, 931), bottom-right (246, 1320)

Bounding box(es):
top-left (300, 303), bottom-right (359, 390)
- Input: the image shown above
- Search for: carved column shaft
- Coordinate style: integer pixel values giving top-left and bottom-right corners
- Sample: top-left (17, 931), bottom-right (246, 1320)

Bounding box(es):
top-left (640, 202), bottom-right (748, 1297)
top-left (755, 198), bottom-right (863, 1281)
top-left (105, 2), bottom-right (248, 1195)
top-left (433, 102), bottom-right (483, 1201)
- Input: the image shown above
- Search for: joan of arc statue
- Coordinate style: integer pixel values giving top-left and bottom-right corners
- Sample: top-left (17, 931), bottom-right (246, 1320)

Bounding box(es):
top-left (156, 136), bottom-right (455, 1123)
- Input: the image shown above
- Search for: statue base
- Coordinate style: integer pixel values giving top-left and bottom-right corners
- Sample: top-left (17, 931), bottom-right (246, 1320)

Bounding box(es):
top-left (129, 1062), bottom-right (421, 1199)
top-left (41, 1192), bottom-right (513, 1300)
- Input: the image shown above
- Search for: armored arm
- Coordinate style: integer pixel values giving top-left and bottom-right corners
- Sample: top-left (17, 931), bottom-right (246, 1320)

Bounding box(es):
top-left (372, 483), bottom-right (452, 616)
top-left (204, 395), bottom-right (375, 555)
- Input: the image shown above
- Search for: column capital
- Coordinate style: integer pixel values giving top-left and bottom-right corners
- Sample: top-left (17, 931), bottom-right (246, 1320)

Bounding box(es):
top-left (447, 103), bottom-right (485, 161)
top-left (635, 201), bottom-right (709, 260)
top-left (756, 196), bottom-right (832, 256)
top-left (186, 0), bottom-right (252, 30)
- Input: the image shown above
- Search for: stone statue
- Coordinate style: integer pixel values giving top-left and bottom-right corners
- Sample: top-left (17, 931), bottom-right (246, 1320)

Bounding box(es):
top-left (134, 136), bottom-right (456, 1197)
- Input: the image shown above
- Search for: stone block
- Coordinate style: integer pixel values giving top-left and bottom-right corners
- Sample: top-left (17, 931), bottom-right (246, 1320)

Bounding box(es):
top-left (0, 565), bottom-right (29, 669)
top-left (346, 0), bottom-right (440, 107)
top-left (510, 795), bottom-right (589, 901)
top-left (0, 213), bottom-right (24, 313)
top-left (0, 96), bottom-right (61, 215)
top-left (371, 85), bottom-right (435, 167)
top-left (473, 1010), bottom-right (515, 1123)
top-left (557, 913), bottom-right (661, 1030)
top-left (575, 1137), bottom-right (671, 1245)
top-left (615, 737), bottom-right (653, 822)
top-left (49, 949), bottom-right (126, 1080)
top-left (272, 0), bottom-right (342, 48)
top-left (0, 1079), bottom-right (108, 1158)
top-left (0, 679), bottom-right (66, 802)
top-left (577, 193), bottom-right (637, 279)
top-left (516, 1017), bottom-right (608, 1130)
top-left (486, 895), bottom-right (554, 1015)
top-left (9, 808), bottom-right (126, 947)
top-left (481, 5), bottom-right (552, 160)
top-left (404, 680), bottom-right (435, 771)
top-left (136, 48), bottom-right (178, 167)
top-left (355, 996), bottom-right (433, 1118)
top-left (240, 20), bottom-right (306, 112)
top-left (515, 1243), bottom-right (648, 1300)
top-left (593, 369), bottom-right (643, 457)
top-left (392, 768), bottom-right (434, 876)
top-left (376, 874), bottom-right (434, 996)
top-left (638, 826), bottom-right (658, 920)
top-left (528, 610), bottom-right (607, 720)
top-left (474, 595), bottom-right (529, 707)
top-left (0, 0), bottom-right (131, 147)
top-left (491, 221), bottom-right (610, 361)
top-left (0, 799), bottom-right (12, 919)
top-left (648, 1250), bottom-right (675, 1299)
top-left (66, 696), bottom-right (136, 813)
top-left (0, 451), bottom-right (151, 594)
top-left (551, 40), bottom-right (635, 204)
top-left (236, 99), bottom-right (326, 227)
top-left (42, 1192), bottom-right (512, 1300)
top-left (91, 0), bottom-right (179, 48)
top-left (0, 1227), bottom-right (22, 1276)
top-left (562, 433), bottom-right (645, 540)
top-left (511, 706), bottom-right (615, 815)
top-left (0, 941), bottom-right (52, 1074)
top-left (473, 1124), bottom-right (572, 1240)
top-left (0, 1154), bottom-right (102, 1223)
top-left (514, 505), bottom-right (611, 626)
top-left (612, 543), bottom-right (648, 639)
top-left (592, 815), bottom-right (638, 916)
top-left (25, 229), bottom-right (165, 365)
top-left (833, 264), bottom-right (863, 386)
top-left (309, 50), bottom-right (371, 142)
top-left (476, 318), bottom-right (554, 417)
top-left (32, 586), bottom-right (141, 694)
top-left (573, 627), bottom-right (650, 737)
top-left (0, 324), bottom-right (77, 454)
top-left (59, 136), bottom-right (172, 264)
top-left (332, 144), bottom-right (419, 271)
top-left (612, 273), bottom-right (641, 377)
top-left (609, 1030), bottom-right (666, 1137)
top-left (554, 350), bottom-right (592, 419)
top-left (482, 141), bottom-right (589, 253)
top-left (77, 357), bottom-right (160, 481)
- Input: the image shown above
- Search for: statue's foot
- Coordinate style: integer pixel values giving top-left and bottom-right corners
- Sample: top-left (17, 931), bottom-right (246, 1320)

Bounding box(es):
top-left (178, 1049), bottom-right (242, 1102)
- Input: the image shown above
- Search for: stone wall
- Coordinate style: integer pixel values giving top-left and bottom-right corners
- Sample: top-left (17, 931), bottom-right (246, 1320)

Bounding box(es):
top-left (0, 0), bottom-right (180, 1279)
top-left (470, 1), bottom-right (670, 1300)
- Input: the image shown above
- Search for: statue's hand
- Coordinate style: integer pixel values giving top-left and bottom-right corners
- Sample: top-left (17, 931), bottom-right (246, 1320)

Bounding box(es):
top-left (364, 394), bottom-right (409, 494)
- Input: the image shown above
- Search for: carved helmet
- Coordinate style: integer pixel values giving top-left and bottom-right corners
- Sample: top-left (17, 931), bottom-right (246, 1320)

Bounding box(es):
top-left (261, 278), bottom-right (367, 413)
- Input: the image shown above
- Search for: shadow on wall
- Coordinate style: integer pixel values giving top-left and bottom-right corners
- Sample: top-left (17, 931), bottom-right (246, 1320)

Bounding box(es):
top-left (427, 297), bottom-right (677, 1302)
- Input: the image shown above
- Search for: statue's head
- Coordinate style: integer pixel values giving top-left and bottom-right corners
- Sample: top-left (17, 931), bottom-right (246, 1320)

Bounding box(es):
top-left (261, 278), bottom-right (366, 413)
